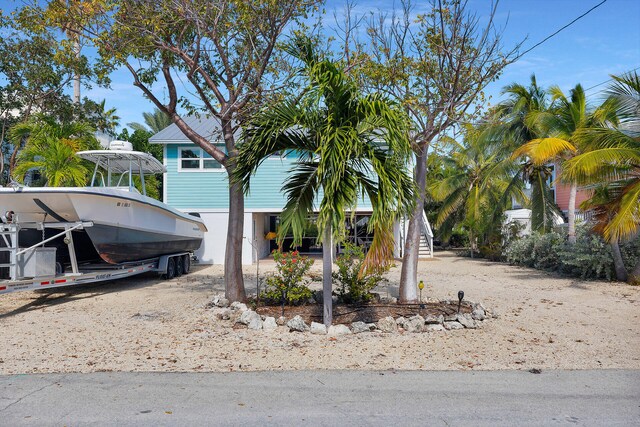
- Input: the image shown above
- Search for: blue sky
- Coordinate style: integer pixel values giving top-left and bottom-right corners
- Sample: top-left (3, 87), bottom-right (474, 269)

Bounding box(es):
top-left (80, 0), bottom-right (640, 130)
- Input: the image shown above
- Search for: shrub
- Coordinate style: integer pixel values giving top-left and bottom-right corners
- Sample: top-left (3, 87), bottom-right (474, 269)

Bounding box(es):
top-left (332, 242), bottom-right (389, 304)
top-left (262, 250), bottom-right (314, 305)
top-left (505, 225), bottom-right (640, 281)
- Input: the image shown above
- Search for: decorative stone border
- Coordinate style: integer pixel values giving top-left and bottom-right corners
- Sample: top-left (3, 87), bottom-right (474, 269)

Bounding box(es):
top-left (207, 296), bottom-right (494, 335)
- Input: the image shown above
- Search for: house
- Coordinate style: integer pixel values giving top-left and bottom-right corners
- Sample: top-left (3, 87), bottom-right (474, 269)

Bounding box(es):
top-left (149, 116), bottom-right (432, 264)
top-left (550, 163), bottom-right (592, 219)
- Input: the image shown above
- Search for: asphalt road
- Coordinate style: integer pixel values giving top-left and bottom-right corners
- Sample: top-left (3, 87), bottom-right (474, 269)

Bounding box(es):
top-left (1, 370), bottom-right (639, 426)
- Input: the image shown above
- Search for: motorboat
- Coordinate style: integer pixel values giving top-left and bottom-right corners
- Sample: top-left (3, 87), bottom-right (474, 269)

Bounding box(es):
top-left (0, 141), bottom-right (207, 268)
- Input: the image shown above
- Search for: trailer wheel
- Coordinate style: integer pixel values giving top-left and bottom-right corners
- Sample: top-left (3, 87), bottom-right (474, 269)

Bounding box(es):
top-left (164, 257), bottom-right (176, 280)
top-left (182, 255), bottom-right (191, 274)
top-left (175, 255), bottom-right (184, 277)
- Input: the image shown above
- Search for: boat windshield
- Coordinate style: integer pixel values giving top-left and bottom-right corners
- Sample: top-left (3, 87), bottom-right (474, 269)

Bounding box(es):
top-left (76, 150), bottom-right (166, 196)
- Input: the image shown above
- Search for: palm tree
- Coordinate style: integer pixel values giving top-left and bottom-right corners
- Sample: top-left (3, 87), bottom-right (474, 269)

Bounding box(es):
top-left (234, 37), bottom-right (415, 326)
top-left (492, 75), bottom-right (562, 232)
top-left (513, 83), bottom-right (615, 244)
top-left (563, 72), bottom-right (640, 283)
top-left (11, 117), bottom-right (98, 187)
top-left (127, 108), bottom-right (172, 134)
top-left (430, 125), bottom-right (526, 256)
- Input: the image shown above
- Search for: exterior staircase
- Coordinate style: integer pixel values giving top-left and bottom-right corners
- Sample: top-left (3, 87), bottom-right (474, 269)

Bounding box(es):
top-left (399, 211), bottom-right (434, 259)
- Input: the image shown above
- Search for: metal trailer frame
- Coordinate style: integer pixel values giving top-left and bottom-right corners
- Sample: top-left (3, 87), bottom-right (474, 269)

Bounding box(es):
top-left (0, 220), bottom-right (193, 295)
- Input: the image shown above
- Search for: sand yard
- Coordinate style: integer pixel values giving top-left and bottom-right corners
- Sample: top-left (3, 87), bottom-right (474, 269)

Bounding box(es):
top-left (1, 252), bottom-right (638, 374)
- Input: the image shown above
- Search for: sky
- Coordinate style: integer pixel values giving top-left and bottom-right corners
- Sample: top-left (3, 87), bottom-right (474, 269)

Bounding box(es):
top-left (13, 0), bottom-right (640, 131)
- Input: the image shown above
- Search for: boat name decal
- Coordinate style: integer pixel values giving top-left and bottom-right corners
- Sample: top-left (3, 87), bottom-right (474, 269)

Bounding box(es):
top-left (116, 202), bottom-right (131, 207)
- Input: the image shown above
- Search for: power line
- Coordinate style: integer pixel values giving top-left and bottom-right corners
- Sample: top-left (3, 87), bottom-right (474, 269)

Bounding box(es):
top-left (584, 66), bottom-right (640, 92)
top-left (515, 0), bottom-right (608, 60)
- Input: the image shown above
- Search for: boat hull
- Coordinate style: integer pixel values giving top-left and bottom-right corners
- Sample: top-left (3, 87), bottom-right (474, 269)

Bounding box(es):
top-left (0, 187), bottom-right (206, 265)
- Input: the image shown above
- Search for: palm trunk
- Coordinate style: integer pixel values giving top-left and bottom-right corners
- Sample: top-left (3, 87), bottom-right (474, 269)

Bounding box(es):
top-left (399, 148), bottom-right (427, 303)
top-left (610, 239), bottom-right (628, 282)
top-left (224, 167), bottom-right (246, 302)
top-left (567, 183), bottom-right (577, 244)
top-left (323, 222), bottom-right (333, 327)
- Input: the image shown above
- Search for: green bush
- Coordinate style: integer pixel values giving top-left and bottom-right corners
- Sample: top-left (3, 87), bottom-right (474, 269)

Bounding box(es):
top-left (505, 225), bottom-right (640, 281)
top-left (332, 242), bottom-right (389, 304)
top-left (262, 250), bottom-right (314, 305)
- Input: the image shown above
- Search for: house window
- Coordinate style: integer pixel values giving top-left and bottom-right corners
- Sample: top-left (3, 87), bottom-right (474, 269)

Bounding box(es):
top-left (179, 147), bottom-right (223, 171)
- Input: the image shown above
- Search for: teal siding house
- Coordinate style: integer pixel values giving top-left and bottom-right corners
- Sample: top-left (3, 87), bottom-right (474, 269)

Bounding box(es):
top-left (150, 116), bottom-right (427, 265)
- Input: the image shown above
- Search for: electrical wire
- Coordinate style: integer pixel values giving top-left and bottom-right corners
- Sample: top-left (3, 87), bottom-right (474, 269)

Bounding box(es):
top-left (515, 0), bottom-right (608, 60)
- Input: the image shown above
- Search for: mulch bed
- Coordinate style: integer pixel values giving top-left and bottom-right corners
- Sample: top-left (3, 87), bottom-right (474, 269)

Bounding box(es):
top-left (255, 301), bottom-right (472, 325)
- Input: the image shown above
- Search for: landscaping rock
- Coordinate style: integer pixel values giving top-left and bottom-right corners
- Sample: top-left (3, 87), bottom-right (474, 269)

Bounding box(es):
top-left (424, 315), bottom-right (441, 324)
top-left (328, 324), bottom-right (351, 336)
top-left (248, 316), bottom-right (263, 330)
top-left (216, 309), bottom-right (232, 320)
top-left (310, 322), bottom-right (327, 335)
top-left (444, 313), bottom-right (458, 322)
top-left (230, 302), bottom-right (248, 312)
top-left (404, 315), bottom-right (425, 333)
top-left (215, 297), bottom-right (230, 308)
top-left (443, 321), bottom-right (464, 330)
top-left (379, 296), bottom-right (397, 304)
top-left (437, 315), bottom-right (444, 324)
top-left (287, 315), bottom-right (309, 332)
top-left (456, 313), bottom-right (477, 329)
top-left (276, 316), bottom-right (287, 326)
top-left (471, 308), bottom-right (485, 321)
top-left (262, 317), bottom-right (277, 330)
top-left (377, 316), bottom-right (397, 333)
top-left (395, 316), bottom-right (407, 328)
top-left (425, 324), bottom-right (446, 332)
top-left (239, 310), bottom-right (260, 326)
top-left (350, 321), bottom-right (370, 334)
top-left (366, 323), bottom-right (378, 331)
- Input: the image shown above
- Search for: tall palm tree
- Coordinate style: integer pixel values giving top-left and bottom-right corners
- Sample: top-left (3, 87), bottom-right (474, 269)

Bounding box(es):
top-left (430, 125), bottom-right (526, 256)
top-left (514, 83), bottom-right (615, 244)
top-left (11, 118), bottom-right (98, 187)
top-left (563, 72), bottom-right (640, 283)
top-left (492, 75), bottom-right (562, 232)
top-left (127, 108), bottom-right (172, 134)
top-left (234, 37), bottom-right (415, 326)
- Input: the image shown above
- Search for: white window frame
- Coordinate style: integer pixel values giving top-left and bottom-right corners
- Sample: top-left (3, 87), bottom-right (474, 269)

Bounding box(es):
top-left (177, 146), bottom-right (225, 172)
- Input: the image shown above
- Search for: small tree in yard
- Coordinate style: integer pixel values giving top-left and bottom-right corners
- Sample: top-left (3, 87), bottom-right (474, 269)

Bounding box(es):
top-left (351, 0), bottom-right (520, 302)
top-left (234, 36), bottom-right (415, 326)
top-left (34, 0), bottom-right (320, 302)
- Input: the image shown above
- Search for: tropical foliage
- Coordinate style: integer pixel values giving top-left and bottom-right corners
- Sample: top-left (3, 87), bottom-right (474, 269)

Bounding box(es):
top-left (333, 242), bottom-right (389, 304)
top-left (235, 37), bottom-right (415, 324)
top-left (429, 125), bottom-right (526, 256)
top-left (11, 117), bottom-right (98, 187)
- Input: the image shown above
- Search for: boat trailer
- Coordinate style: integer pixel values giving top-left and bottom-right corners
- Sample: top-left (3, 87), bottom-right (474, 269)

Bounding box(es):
top-left (0, 220), bottom-right (194, 295)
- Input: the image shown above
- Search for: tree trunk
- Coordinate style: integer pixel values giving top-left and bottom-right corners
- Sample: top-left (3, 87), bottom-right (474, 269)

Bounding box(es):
top-left (567, 182), bottom-right (577, 244)
top-left (323, 222), bottom-right (333, 327)
top-left (610, 239), bottom-right (628, 282)
top-left (399, 147), bottom-right (427, 303)
top-left (224, 167), bottom-right (246, 302)
top-left (72, 32), bottom-right (81, 105)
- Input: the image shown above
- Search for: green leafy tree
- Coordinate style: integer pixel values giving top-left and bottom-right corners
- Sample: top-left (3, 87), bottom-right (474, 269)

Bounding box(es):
top-left (234, 37), bottom-right (415, 325)
top-left (430, 125), bottom-right (526, 257)
top-left (11, 117), bottom-right (98, 186)
top-left (43, 0), bottom-right (320, 302)
top-left (563, 72), bottom-right (640, 284)
top-left (491, 75), bottom-right (562, 232)
top-left (355, 0), bottom-right (520, 302)
top-left (514, 83), bottom-right (616, 244)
